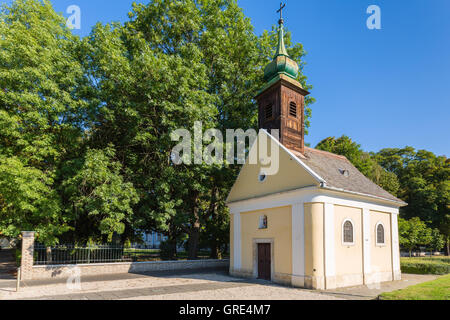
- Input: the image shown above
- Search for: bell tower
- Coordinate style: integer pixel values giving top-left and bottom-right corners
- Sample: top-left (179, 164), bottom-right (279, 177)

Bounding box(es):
top-left (255, 3), bottom-right (309, 154)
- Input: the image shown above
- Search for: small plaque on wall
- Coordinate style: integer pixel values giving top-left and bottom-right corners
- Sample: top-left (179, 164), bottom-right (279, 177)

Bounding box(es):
top-left (259, 215), bottom-right (268, 229)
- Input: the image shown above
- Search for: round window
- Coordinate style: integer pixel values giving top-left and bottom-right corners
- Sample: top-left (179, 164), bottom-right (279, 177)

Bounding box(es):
top-left (258, 172), bottom-right (267, 183)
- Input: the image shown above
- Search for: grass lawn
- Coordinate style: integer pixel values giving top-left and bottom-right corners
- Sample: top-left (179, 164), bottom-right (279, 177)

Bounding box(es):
top-left (380, 274), bottom-right (450, 300)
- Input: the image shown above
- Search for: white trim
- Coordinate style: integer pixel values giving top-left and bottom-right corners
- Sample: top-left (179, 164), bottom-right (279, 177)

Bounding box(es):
top-left (324, 203), bottom-right (336, 277)
top-left (362, 208), bottom-right (371, 276)
top-left (228, 187), bottom-right (402, 215)
top-left (341, 218), bottom-right (355, 246)
top-left (375, 221), bottom-right (386, 247)
top-left (291, 203), bottom-right (305, 284)
top-left (233, 212), bottom-right (242, 270)
top-left (391, 214), bottom-right (401, 276)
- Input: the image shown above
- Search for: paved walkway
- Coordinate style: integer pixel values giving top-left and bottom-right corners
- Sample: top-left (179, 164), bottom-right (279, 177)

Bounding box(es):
top-left (0, 271), bottom-right (439, 301)
top-left (319, 274), bottom-right (439, 300)
top-left (0, 271), bottom-right (341, 300)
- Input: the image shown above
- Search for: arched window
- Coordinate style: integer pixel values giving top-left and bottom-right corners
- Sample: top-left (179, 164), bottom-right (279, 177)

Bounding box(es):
top-left (289, 101), bottom-right (297, 118)
top-left (343, 220), bottom-right (354, 244)
top-left (376, 223), bottom-right (385, 245)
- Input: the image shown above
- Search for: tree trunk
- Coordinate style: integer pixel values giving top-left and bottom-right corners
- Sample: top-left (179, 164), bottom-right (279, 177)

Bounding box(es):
top-left (46, 247), bottom-right (52, 264)
top-left (167, 222), bottom-right (177, 260)
top-left (210, 241), bottom-right (222, 259)
top-left (208, 186), bottom-right (221, 260)
top-left (446, 238), bottom-right (450, 256)
top-left (187, 193), bottom-right (200, 260)
top-left (188, 221), bottom-right (200, 260)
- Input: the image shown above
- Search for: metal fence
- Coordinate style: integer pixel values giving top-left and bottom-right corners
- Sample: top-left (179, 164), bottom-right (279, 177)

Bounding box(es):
top-left (33, 244), bottom-right (161, 265)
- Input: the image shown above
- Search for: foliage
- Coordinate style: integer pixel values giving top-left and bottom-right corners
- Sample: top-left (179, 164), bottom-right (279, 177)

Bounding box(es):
top-left (430, 229), bottom-right (445, 252)
top-left (400, 257), bottom-right (450, 275)
top-left (159, 240), bottom-right (177, 261)
top-left (375, 147), bottom-right (450, 254)
top-left (399, 217), bottom-right (432, 255)
top-left (0, 157), bottom-right (66, 244)
top-left (61, 148), bottom-right (139, 242)
top-left (83, 0), bottom-right (314, 258)
top-left (380, 274), bottom-right (450, 300)
top-left (0, 0), bottom-right (89, 244)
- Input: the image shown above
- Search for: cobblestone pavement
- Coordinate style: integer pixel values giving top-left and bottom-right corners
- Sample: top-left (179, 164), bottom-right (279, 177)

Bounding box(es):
top-left (0, 271), bottom-right (438, 301)
top-left (0, 271), bottom-right (341, 300)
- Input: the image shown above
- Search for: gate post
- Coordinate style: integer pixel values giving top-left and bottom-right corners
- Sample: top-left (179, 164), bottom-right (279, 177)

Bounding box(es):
top-left (21, 231), bottom-right (35, 280)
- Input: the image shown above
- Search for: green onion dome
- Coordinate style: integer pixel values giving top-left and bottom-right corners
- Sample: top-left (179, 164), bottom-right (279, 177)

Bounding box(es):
top-left (263, 22), bottom-right (299, 82)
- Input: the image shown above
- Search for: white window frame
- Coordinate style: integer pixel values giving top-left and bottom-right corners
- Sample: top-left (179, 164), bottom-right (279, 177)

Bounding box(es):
top-left (342, 218), bottom-right (355, 246)
top-left (375, 222), bottom-right (386, 247)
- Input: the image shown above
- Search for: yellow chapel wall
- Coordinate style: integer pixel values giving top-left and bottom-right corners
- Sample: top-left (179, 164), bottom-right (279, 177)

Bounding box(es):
top-left (303, 203), bottom-right (325, 289)
top-left (239, 205), bottom-right (292, 284)
top-left (226, 136), bottom-right (318, 204)
top-left (334, 205), bottom-right (364, 287)
top-left (370, 210), bottom-right (393, 281)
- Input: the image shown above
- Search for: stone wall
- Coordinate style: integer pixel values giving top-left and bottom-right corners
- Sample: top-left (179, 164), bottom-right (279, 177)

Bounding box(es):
top-left (20, 230), bottom-right (229, 280)
top-left (31, 259), bottom-right (229, 280)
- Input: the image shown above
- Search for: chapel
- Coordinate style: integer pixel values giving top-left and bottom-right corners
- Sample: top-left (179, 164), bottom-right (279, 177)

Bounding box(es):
top-left (226, 7), bottom-right (406, 290)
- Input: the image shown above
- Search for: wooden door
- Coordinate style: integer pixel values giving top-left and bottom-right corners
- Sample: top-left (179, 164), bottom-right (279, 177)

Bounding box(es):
top-left (257, 243), bottom-right (271, 280)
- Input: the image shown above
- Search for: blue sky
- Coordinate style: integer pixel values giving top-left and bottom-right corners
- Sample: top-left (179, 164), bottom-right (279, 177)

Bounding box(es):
top-left (11, 0), bottom-right (450, 156)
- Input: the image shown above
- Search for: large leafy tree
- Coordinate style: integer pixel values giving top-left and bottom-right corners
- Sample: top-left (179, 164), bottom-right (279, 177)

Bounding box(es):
top-left (85, 0), bottom-right (314, 258)
top-left (0, 0), bottom-right (88, 244)
top-left (375, 148), bottom-right (449, 255)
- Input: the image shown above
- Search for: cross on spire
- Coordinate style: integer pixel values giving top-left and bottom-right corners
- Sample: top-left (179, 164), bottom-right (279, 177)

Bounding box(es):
top-left (277, 2), bottom-right (286, 25)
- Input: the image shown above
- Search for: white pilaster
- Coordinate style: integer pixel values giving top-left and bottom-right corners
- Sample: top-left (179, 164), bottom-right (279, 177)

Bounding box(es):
top-left (233, 212), bottom-right (242, 270)
top-left (362, 208), bottom-right (372, 280)
top-left (391, 212), bottom-right (401, 280)
top-left (291, 203), bottom-right (305, 287)
top-left (324, 203), bottom-right (336, 289)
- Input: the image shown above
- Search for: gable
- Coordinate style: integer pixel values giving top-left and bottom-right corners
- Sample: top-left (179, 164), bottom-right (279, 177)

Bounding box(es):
top-left (227, 131), bottom-right (320, 203)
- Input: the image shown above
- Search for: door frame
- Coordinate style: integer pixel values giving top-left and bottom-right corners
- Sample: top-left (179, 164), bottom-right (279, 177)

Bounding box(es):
top-left (253, 238), bottom-right (275, 281)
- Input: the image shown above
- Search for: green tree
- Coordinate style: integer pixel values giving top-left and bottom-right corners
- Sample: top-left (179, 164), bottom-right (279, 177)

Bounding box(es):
top-left (0, 157), bottom-right (66, 245)
top-left (399, 217), bottom-right (432, 257)
top-left (84, 0), bottom-right (314, 258)
top-left (61, 148), bottom-right (139, 243)
top-left (430, 229), bottom-right (445, 253)
top-left (375, 148), bottom-right (449, 255)
top-left (0, 0), bottom-right (88, 244)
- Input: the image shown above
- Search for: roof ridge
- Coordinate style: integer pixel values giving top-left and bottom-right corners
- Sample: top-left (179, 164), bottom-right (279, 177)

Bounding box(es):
top-left (304, 147), bottom-right (349, 160)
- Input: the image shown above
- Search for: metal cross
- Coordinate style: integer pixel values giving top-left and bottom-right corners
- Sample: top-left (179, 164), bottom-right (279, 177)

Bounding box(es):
top-left (277, 2), bottom-right (286, 22)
